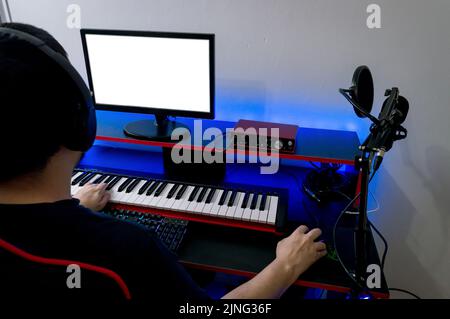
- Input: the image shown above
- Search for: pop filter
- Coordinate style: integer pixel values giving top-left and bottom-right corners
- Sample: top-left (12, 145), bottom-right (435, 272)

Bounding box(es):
top-left (350, 66), bottom-right (374, 118)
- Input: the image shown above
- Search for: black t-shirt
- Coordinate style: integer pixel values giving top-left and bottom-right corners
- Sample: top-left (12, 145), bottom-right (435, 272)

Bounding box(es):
top-left (0, 198), bottom-right (209, 302)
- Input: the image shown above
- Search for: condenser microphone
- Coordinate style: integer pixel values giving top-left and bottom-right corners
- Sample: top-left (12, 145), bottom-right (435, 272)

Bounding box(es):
top-left (371, 94), bottom-right (410, 171)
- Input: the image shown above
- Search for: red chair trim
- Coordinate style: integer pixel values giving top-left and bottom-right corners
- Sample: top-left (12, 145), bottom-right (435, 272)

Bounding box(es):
top-left (0, 238), bottom-right (131, 300)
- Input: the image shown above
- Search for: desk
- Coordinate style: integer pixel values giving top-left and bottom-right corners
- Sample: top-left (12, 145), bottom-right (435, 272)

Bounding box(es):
top-left (80, 111), bottom-right (389, 298)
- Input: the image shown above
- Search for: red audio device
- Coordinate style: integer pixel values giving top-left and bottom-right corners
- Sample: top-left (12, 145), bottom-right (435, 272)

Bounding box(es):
top-left (233, 119), bottom-right (298, 154)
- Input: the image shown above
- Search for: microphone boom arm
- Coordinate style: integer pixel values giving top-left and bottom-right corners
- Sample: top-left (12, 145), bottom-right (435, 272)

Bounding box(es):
top-left (339, 89), bottom-right (381, 125)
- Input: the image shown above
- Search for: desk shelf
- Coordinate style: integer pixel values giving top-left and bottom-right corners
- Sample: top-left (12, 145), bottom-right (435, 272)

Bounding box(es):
top-left (96, 111), bottom-right (360, 165)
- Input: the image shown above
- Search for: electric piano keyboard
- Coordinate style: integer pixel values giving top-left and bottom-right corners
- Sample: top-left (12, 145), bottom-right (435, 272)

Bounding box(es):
top-left (71, 168), bottom-right (288, 233)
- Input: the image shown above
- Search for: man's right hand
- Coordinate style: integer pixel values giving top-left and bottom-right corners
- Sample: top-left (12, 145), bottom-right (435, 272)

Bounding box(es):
top-left (73, 183), bottom-right (110, 211)
top-left (274, 225), bottom-right (327, 284)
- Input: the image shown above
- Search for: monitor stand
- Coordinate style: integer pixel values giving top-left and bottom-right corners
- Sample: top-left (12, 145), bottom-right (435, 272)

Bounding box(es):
top-left (123, 114), bottom-right (188, 141)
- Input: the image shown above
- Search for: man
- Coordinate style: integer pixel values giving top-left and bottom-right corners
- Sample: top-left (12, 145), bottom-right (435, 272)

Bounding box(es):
top-left (0, 23), bottom-right (326, 301)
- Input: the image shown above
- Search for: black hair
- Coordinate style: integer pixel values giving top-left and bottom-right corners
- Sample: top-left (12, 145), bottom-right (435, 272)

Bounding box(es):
top-left (0, 23), bottom-right (78, 182)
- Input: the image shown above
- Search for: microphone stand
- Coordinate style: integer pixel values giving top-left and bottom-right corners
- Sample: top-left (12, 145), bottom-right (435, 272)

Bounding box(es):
top-left (340, 79), bottom-right (408, 297)
top-left (353, 144), bottom-right (374, 290)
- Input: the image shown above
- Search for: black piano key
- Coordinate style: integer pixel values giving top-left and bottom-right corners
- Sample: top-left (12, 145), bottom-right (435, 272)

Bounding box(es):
top-left (79, 173), bottom-right (96, 187)
top-left (126, 179), bottom-right (141, 193)
top-left (167, 184), bottom-right (180, 199)
top-left (259, 194), bottom-right (267, 211)
top-left (71, 172), bottom-right (88, 185)
top-left (154, 182), bottom-right (168, 197)
top-left (241, 193), bottom-right (250, 208)
top-left (205, 188), bottom-right (216, 204)
top-left (250, 193), bottom-right (259, 209)
top-left (138, 180), bottom-right (152, 195)
top-left (93, 174), bottom-right (108, 184)
top-left (146, 182), bottom-right (160, 196)
top-left (227, 191), bottom-right (237, 207)
top-left (106, 176), bottom-right (121, 191)
top-left (188, 186), bottom-right (200, 202)
top-left (196, 187), bottom-right (208, 202)
top-left (118, 178), bottom-right (133, 192)
top-left (72, 171), bottom-right (78, 177)
top-left (175, 185), bottom-right (188, 199)
top-left (218, 190), bottom-right (229, 206)
top-left (103, 175), bottom-right (115, 184)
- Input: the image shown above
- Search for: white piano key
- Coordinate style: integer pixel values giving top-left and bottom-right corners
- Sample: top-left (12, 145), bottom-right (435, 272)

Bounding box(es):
top-left (122, 180), bottom-right (146, 204)
top-left (242, 194), bottom-right (254, 221)
top-left (113, 180), bottom-right (133, 203)
top-left (72, 171), bottom-right (83, 180)
top-left (109, 177), bottom-right (126, 201)
top-left (173, 186), bottom-right (194, 211)
top-left (156, 183), bottom-right (175, 208)
top-left (140, 187), bottom-right (158, 207)
top-left (201, 189), bottom-right (218, 215)
top-left (70, 172), bottom-right (86, 195)
top-left (267, 196), bottom-right (279, 225)
top-left (186, 187), bottom-right (202, 212)
top-left (209, 189), bottom-right (224, 216)
top-left (162, 194), bottom-right (177, 210)
top-left (250, 195), bottom-right (262, 222)
top-left (132, 181), bottom-right (154, 206)
top-left (232, 193), bottom-right (246, 220)
top-left (151, 184), bottom-right (171, 207)
top-left (194, 188), bottom-right (210, 212)
top-left (258, 196), bottom-right (270, 224)
top-left (161, 184), bottom-right (181, 210)
top-left (120, 180), bottom-right (145, 205)
top-left (71, 172), bottom-right (83, 185)
top-left (194, 188), bottom-right (210, 214)
top-left (147, 183), bottom-right (165, 206)
top-left (218, 191), bottom-right (232, 217)
top-left (226, 192), bottom-right (242, 219)
top-left (113, 178), bottom-right (137, 203)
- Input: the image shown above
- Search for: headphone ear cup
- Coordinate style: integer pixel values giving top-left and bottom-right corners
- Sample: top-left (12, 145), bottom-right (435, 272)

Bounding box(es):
top-left (64, 97), bottom-right (96, 152)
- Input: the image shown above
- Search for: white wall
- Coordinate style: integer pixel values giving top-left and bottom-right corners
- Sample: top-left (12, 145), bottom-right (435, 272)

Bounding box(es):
top-left (6, 0), bottom-right (450, 298)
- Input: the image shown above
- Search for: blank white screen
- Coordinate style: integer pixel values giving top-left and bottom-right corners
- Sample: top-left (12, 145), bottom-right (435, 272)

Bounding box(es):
top-left (84, 34), bottom-right (211, 113)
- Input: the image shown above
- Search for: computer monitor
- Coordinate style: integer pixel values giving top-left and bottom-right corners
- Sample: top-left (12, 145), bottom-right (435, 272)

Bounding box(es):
top-left (81, 29), bottom-right (215, 140)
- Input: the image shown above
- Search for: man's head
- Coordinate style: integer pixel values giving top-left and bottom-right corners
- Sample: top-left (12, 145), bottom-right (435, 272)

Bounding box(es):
top-left (0, 23), bottom-right (94, 183)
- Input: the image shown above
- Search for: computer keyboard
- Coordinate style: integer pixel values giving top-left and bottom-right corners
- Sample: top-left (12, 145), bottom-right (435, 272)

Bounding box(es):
top-left (100, 208), bottom-right (188, 253)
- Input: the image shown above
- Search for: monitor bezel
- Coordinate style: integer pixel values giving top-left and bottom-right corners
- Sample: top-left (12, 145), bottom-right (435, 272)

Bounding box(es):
top-left (80, 28), bottom-right (215, 120)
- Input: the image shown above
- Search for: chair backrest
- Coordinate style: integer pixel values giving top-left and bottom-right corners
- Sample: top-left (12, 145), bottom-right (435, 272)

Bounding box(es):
top-left (0, 238), bottom-right (131, 300)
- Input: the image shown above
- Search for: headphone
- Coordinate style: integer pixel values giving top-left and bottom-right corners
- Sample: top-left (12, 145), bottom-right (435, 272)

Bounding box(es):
top-left (0, 27), bottom-right (96, 152)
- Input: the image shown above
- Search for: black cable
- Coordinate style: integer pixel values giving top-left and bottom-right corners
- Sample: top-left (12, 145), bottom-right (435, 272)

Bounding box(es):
top-left (303, 162), bottom-right (350, 203)
top-left (309, 161), bottom-right (321, 170)
top-left (388, 288), bottom-right (420, 299)
top-left (332, 170), bottom-right (378, 290)
top-left (288, 166), bottom-right (386, 293)
top-left (368, 220), bottom-right (388, 270)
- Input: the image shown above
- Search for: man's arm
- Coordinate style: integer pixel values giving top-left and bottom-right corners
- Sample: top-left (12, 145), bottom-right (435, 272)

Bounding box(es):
top-left (223, 225), bottom-right (326, 299)
top-left (74, 184), bottom-right (326, 299)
